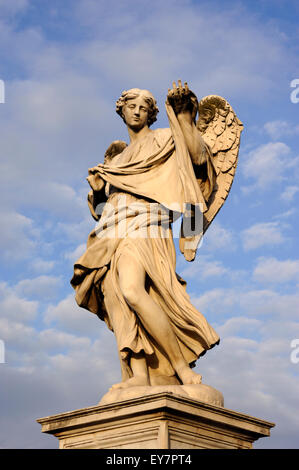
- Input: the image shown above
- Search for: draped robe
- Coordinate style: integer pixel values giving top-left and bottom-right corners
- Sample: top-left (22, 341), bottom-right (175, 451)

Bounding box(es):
top-left (71, 103), bottom-right (220, 385)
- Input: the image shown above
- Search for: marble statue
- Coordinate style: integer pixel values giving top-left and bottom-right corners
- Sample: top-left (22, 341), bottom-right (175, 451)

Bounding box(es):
top-left (71, 81), bottom-right (243, 394)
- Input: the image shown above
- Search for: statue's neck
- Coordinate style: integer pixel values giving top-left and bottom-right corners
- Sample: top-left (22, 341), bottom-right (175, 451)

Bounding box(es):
top-left (127, 125), bottom-right (152, 143)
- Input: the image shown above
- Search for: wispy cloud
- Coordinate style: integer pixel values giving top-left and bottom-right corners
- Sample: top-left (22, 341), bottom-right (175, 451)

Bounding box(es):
top-left (15, 275), bottom-right (62, 301)
top-left (202, 222), bottom-right (237, 252)
top-left (280, 185), bottom-right (299, 202)
top-left (0, 211), bottom-right (39, 261)
top-left (242, 142), bottom-right (298, 192)
top-left (0, 281), bottom-right (38, 322)
top-left (264, 120), bottom-right (299, 140)
top-left (241, 221), bottom-right (286, 251)
top-left (253, 257), bottom-right (299, 284)
top-left (0, 0), bottom-right (298, 450)
top-left (181, 255), bottom-right (229, 280)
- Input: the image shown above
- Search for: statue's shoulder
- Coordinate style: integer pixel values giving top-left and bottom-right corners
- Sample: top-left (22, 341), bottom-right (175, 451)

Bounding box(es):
top-left (152, 127), bottom-right (172, 144)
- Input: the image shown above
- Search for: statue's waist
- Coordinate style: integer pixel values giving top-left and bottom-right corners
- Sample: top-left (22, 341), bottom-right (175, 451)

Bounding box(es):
top-left (107, 186), bottom-right (157, 207)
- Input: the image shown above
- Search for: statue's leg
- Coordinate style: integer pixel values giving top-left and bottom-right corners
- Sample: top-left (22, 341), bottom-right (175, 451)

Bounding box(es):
top-left (109, 351), bottom-right (150, 390)
top-left (117, 252), bottom-right (202, 385)
top-left (102, 274), bottom-right (150, 390)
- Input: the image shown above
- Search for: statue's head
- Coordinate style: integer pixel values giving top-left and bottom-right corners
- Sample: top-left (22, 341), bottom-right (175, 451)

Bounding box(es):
top-left (116, 88), bottom-right (159, 127)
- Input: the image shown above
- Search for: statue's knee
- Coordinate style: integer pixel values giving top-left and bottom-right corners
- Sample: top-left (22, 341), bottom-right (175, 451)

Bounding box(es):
top-left (121, 283), bottom-right (142, 308)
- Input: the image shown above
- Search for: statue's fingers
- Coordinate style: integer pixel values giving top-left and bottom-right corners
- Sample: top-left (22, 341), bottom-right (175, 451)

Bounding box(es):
top-left (172, 81), bottom-right (177, 90)
top-left (177, 80), bottom-right (184, 96)
top-left (184, 82), bottom-right (189, 93)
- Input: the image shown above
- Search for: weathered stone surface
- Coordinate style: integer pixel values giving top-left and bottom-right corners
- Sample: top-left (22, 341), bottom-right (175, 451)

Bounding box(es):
top-left (70, 82), bottom-right (243, 390)
top-left (99, 383), bottom-right (224, 407)
top-left (37, 392), bottom-right (274, 449)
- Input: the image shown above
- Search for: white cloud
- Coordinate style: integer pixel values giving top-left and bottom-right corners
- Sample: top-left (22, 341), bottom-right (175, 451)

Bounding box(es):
top-left (0, 77), bottom-right (113, 219)
top-left (44, 294), bottom-right (101, 337)
top-left (29, 258), bottom-right (55, 274)
top-left (35, 182), bottom-right (86, 221)
top-left (264, 120), bottom-right (299, 140)
top-left (273, 208), bottom-right (296, 220)
top-left (202, 222), bottom-right (236, 252)
top-left (0, 0), bottom-right (298, 450)
top-left (64, 243), bottom-right (86, 262)
top-left (9, 77), bottom-right (109, 134)
top-left (0, 211), bottom-right (39, 261)
top-left (0, 0), bottom-right (28, 17)
top-left (55, 215), bottom-right (94, 244)
top-left (241, 221), bottom-right (285, 251)
top-left (0, 318), bottom-right (38, 358)
top-left (192, 288), bottom-right (236, 314)
top-left (216, 317), bottom-right (262, 337)
top-left (0, 326), bottom-right (120, 448)
top-left (0, 10), bottom-right (45, 76)
top-left (193, 287), bottom-right (299, 319)
top-left (0, 0), bottom-right (297, 247)
top-left (0, 0), bottom-right (296, 224)
top-left (197, 315), bottom-right (299, 448)
top-left (73, 0), bottom-right (294, 100)
top-left (2, 322), bottom-right (93, 360)
top-left (0, 282), bottom-right (38, 322)
top-left (38, 328), bottom-right (91, 352)
top-left (180, 255), bottom-right (228, 280)
top-left (253, 257), bottom-right (299, 284)
top-left (242, 142), bottom-right (297, 191)
top-left (15, 275), bottom-right (61, 301)
top-left (239, 290), bottom-right (299, 318)
top-left (280, 185), bottom-right (299, 202)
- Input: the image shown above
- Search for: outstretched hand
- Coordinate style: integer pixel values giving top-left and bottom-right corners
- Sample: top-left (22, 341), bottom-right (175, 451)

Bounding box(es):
top-left (167, 80), bottom-right (197, 118)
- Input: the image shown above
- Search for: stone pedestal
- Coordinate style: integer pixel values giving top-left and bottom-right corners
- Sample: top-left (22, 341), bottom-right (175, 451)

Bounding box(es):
top-left (37, 391), bottom-right (275, 449)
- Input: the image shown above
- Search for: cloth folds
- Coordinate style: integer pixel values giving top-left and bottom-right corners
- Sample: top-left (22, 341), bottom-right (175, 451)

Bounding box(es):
top-left (71, 107), bottom-right (219, 383)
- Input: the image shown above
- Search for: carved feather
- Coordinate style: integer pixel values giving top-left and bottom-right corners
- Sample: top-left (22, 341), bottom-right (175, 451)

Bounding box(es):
top-left (196, 95), bottom-right (243, 234)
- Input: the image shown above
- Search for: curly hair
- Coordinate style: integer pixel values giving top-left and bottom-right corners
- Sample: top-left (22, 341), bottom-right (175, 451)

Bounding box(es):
top-left (116, 88), bottom-right (159, 127)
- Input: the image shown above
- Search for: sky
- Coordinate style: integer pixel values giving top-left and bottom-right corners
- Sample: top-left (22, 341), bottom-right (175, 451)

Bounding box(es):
top-left (0, 0), bottom-right (298, 449)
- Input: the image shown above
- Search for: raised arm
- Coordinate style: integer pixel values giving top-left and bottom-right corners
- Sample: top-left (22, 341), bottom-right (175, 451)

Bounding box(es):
top-left (167, 80), bottom-right (209, 165)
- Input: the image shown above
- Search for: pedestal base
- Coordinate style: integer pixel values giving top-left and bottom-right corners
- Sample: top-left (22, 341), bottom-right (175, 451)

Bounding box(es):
top-left (37, 392), bottom-right (275, 449)
top-left (99, 383), bottom-right (224, 407)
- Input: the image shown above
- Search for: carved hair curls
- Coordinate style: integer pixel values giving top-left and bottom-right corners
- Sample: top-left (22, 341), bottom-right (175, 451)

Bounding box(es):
top-left (116, 88), bottom-right (159, 127)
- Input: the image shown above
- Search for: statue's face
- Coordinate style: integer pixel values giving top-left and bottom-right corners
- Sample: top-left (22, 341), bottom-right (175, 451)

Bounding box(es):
top-left (122, 95), bottom-right (150, 131)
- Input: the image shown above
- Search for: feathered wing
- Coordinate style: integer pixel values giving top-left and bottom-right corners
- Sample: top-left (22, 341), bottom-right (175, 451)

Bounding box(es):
top-left (196, 95), bottom-right (243, 234)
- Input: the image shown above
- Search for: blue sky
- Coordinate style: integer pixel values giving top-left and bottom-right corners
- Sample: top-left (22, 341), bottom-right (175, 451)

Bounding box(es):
top-left (0, 0), bottom-right (298, 449)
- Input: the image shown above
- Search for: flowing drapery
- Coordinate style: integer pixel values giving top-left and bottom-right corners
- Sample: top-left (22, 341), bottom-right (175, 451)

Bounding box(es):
top-left (71, 110), bottom-right (219, 384)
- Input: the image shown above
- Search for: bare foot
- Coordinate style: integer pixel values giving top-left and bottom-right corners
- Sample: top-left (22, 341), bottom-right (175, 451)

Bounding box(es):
top-left (110, 375), bottom-right (150, 391)
top-left (177, 365), bottom-right (202, 385)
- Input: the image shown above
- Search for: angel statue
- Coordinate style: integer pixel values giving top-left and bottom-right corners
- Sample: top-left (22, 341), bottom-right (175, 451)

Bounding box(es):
top-left (70, 80), bottom-right (243, 394)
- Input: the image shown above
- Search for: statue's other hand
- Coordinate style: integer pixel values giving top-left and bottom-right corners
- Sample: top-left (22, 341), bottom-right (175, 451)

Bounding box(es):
top-left (88, 166), bottom-right (100, 175)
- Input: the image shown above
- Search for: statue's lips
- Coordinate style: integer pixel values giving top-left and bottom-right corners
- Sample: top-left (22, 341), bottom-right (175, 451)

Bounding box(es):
top-left (131, 118), bottom-right (143, 125)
